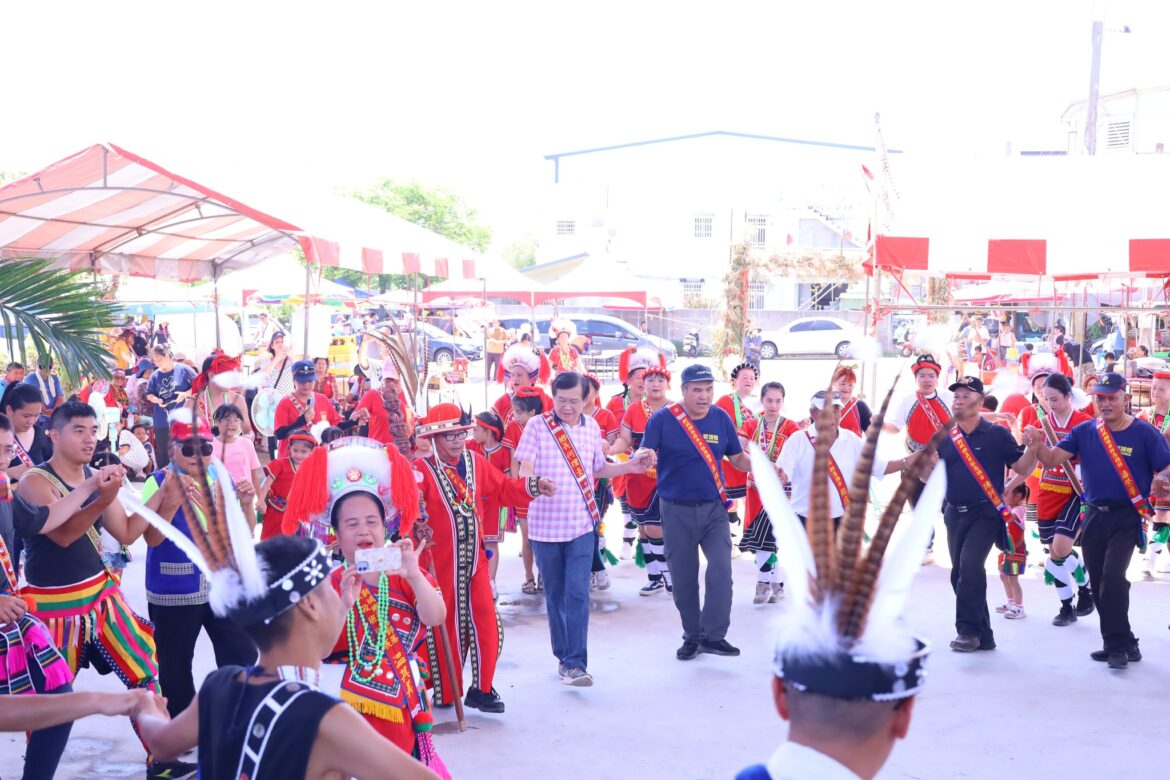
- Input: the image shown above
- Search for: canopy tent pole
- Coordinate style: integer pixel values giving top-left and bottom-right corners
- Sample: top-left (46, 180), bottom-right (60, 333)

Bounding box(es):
top-left (213, 265), bottom-right (222, 349)
top-left (483, 277), bottom-right (490, 410)
top-left (303, 257), bottom-right (312, 357)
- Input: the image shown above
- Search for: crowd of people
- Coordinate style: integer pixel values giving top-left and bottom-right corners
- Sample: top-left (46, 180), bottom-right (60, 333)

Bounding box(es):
top-left (2, 301), bottom-right (1170, 779)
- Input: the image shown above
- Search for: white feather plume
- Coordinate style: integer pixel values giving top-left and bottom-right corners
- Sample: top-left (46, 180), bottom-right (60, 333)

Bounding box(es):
top-left (118, 487), bottom-right (213, 579)
top-left (212, 370), bottom-right (267, 391)
top-left (210, 460), bottom-right (268, 602)
top-left (855, 468), bottom-right (946, 662)
top-left (911, 324), bottom-right (953, 358)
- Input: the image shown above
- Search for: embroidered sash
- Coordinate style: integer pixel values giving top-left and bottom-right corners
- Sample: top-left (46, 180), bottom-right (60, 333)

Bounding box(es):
top-left (288, 392), bottom-right (309, 416)
top-left (427, 452), bottom-right (477, 521)
top-left (807, 432), bottom-right (850, 511)
top-left (665, 403), bottom-right (731, 508)
top-left (0, 533), bottom-right (17, 593)
top-left (1095, 418), bottom-right (1153, 519)
top-left (949, 427), bottom-right (1018, 553)
top-left (337, 570), bottom-right (427, 726)
top-left (915, 392), bottom-right (943, 430)
top-left (12, 437), bottom-right (34, 468)
top-left (542, 413), bottom-right (601, 526)
top-left (746, 417), bottom-right (788, 491)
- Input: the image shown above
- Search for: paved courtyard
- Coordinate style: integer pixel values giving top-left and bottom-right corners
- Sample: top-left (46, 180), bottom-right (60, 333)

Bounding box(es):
top-left (2, 357), bottom-right (1167, 779)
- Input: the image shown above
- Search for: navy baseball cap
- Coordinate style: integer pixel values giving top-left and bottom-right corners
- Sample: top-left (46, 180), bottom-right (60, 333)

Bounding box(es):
top-left (948, 376), bottom-right (985, 394)
top-left (1091, 372), bottom-right (1127, 395)
top-left (680, 364), bottom-right (715, 384)
top-left (291, 359), bottom-right (317, 382)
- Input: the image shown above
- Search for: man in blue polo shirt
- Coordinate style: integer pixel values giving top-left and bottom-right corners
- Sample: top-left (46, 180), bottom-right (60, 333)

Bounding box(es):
top-left (1026, 372), bottom-right (1170, 669)
top-left (639, 363), bottom-right (752, 662)
top-left (932, 376), bottom-right (1036, 653)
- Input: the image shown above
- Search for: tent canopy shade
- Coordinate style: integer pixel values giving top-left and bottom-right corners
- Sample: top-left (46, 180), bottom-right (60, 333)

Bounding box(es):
top-left (869, 155), bottom-right (1170, 280)
top-left (526, 254), bottom-right (650, 306)
top-left (420, 254), bottom-right (544, 306)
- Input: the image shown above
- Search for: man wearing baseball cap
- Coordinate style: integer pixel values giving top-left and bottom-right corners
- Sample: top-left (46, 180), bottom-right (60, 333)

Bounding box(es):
top-left (271, 360), bottom-right (356, 458)
top-left (637, 363), bottom-right (752, 661)
top-left (929, 376), bottom-right (1037, 653)
top-left (777, 390), bottom-right (914, 529)
top-left (1025, 372), bottom-right (1170, 668)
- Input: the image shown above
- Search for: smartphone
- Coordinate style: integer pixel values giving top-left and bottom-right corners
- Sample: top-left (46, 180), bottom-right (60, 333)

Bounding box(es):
top-left (354, 546), bottom-right (402, 573)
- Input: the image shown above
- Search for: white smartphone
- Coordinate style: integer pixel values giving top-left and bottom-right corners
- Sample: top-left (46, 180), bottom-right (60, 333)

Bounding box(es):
top-left (354, 546), bottom-right (402, 573)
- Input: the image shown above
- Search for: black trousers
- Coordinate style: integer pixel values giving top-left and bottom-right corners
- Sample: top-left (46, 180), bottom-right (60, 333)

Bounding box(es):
top-left (148, 601), bottom-right (257, 717)
top-left (1081, 505), bottom-right (1140, 653)
top-left (153, 424), bottom-right (171, 469)
top-left (944, 505), bottom-right (1000, 643)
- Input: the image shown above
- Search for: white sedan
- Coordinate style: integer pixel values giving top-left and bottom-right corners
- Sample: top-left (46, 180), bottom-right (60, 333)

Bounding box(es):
top-left (759, 317), bottom-right (863, 359)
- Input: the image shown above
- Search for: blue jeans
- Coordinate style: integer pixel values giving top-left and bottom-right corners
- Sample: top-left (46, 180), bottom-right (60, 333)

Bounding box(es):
top-left (531, 531), bottom-right (594, 671)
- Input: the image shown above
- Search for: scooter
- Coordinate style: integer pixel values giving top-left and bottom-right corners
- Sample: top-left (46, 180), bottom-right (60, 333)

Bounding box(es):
top-left (683, 328), bottom-right (700, 357)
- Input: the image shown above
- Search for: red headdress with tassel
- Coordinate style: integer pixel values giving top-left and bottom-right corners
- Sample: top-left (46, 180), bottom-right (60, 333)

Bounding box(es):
top-left (619, 346), bottom-right (666, 384)
top-left (191, 351), bottom-right (243, 394)
top-left (283, 437), bottom-right (420, 540)
top-left (497, 344), bottom-right (550, 385)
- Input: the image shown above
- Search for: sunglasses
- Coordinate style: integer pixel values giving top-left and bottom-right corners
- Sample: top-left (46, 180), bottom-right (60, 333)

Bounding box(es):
top-left (179, 439), bottom-right (214, 457)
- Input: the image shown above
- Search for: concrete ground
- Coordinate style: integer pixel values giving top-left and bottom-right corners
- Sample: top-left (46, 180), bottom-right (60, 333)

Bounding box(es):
top-left (3, 356), bottom-right (1168, 779)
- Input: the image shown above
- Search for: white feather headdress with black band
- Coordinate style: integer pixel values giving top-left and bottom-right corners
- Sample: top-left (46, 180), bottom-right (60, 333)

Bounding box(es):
top-left (752, 380), bottom-right (951, 702)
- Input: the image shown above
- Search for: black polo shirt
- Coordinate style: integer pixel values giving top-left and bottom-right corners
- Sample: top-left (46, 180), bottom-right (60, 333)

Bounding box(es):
top-left (936, 419), bottom-right (1024, 506)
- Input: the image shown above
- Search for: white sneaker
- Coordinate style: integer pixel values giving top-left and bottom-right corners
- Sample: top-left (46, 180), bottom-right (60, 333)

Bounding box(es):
top-left (995, 602), bottom-right (1013, 614)
top-left (491, 579), bottom-right (498, 601)
top-left (753, 582), bottom-right (770, 604)
top-left (591, 570), bottom-right (611, 591)
top-left (620, 541), bottom-right (635, 560)
top-left (1004, 604), bottom-right (1026, 620)
top-left (562, 667), bottom-right (593, 687)
top-left (640, 580), bottom-right (666, 596)
top-left (769, 582), bottom-right (785, 603)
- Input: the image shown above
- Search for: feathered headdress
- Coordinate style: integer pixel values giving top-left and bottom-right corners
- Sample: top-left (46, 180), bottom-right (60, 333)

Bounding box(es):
top-left (118, 406), bottom-right (332, 626)
top-left (618, 346), bottom-right (666, 384)
top-left (282, 436), bottom-right (421, 540)
top-left (754, 375), bottom-right (952, 701)
top-left (497, 344), bottom-right (551, 384)
top-left (549, 317), bottom-right (577, 339)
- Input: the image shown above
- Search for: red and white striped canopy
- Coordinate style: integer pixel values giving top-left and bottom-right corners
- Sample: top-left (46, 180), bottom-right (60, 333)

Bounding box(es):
top-left (870, 154), bottom-right (1170, 281)
top-left (0, 144), bottom-right (478, 282)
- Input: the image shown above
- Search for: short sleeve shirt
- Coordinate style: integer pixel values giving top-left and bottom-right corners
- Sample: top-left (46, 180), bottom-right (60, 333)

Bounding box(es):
top-left (937, 420), bottom-right (1025, 505)
top-left (212, 438), bottom-right (262, 486)
top-left (641, 405), bottom-right (743, 502)
top-left (514, 413), bottom-right (607, 542)
top-left (1057, 418), bottom-right (1170, 504)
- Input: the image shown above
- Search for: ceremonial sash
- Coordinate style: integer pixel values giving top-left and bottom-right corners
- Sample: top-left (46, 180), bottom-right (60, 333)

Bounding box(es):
top-left (542, 413), bottom-right (601, 527)
top-left (808, 432), bottom-right (850, 511)
top-left (746, 418), bottom-right (788, 491)
top-left (338, 572), bottom-right (426, 726)
top-left (427, 452), bottom-right (477, 521)
top-left (288, 393), bottom-right (309, 416)
top-left (1036, 409), bottom-right (1084, 497)
top-left (949, 427), bottom-right (1018, 553)
top-left (0, 481), bottom-right (14, 590)
top-left (12, 437), bottom-right (34, 468)
top-left (28, 467), bottom-right (119, 580)
top-left (915, 392), bottom-right (943, 431)
top-left (666, 403), bottom-right (731, 509)
top-left (1095, 417), bottom-right (1153, 518)
top-left (840, 398), bottom-right (862, 433)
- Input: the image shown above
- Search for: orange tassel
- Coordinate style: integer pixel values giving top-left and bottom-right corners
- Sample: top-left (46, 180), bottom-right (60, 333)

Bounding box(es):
top-left (618, 347), bottom-right (634, 383)
top-left (283, 446), bottom-right (331, 529)
top-left (387, 445), bottom-right (420, 538)
top-left (537, 352), bottom-right (551, 384)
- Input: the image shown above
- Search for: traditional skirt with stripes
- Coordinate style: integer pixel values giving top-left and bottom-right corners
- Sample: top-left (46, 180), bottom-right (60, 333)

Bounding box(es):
top-left (738, 509), bottom-right (777, 553)
top-left (24, 571), bottom-right (158, 687)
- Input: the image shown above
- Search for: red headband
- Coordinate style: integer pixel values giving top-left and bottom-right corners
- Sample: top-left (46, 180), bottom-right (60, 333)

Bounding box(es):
top-left (644, 367), bottom-right (671, 382)
top-left (1154, 371), bottom-right (1170, 381)
top-left (476, 417), bottom-right (505, 439)
top-left (912, 360), bottom-right (941, 375)
top-left (515, 386), bottom-right (544, 398)
top-left (287, 432), bottom-right (317, 447)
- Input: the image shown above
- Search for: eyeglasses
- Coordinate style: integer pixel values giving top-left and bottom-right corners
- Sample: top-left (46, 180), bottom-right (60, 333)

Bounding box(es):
top-left (179, 440), bottom-right (214, 457)
top-left (440, 431), bottom-right (469, 442)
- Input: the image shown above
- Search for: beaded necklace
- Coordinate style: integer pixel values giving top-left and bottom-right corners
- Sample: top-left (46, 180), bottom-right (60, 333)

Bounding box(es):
top-left (274, 665), bottom-right (322, 689)
top-left (345, 571), bottom-right (390, 683)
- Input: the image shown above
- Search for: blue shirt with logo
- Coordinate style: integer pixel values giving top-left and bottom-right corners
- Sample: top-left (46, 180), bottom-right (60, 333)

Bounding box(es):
top-left (642, 404), bottom-right (742, 502)
top-left (1057, 418), bottom-right (1170, 504)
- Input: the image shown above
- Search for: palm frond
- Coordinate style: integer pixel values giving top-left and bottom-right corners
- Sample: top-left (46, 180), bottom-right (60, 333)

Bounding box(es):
top-left (0, 258), bottom-right (119, 385)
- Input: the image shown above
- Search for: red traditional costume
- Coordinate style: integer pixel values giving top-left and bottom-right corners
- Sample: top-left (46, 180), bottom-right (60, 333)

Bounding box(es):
top-left (466, 440), bottom-right (513, 542)
top-left (715, 391), bottom-right (754, 501)
top-left (414, 405), bottom-right (538, 705)
top-left (738, 415), bottom-right (801, 551)
top-left (609, 347), bottom-right (666, 556)
top-left (273, 391), bottom-right (339, 458)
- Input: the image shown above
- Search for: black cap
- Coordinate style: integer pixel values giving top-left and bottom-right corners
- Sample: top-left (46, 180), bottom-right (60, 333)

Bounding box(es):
top-left (680, 364), bottom-right (715, 384)
top-left (948, 376), bottom-right (985, 394)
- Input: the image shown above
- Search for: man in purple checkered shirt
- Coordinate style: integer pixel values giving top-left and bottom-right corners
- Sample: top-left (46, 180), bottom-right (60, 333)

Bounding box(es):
top-left (515, 371), bottom-right (653, 688)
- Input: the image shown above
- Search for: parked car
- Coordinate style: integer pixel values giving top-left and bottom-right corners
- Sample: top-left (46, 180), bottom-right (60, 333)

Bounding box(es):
top-left (414, 321), bottom-right (483, 364)
top-left (759, 317), bottom-right (863, 359)
top-left (498, 315), bottom-right (677, 361)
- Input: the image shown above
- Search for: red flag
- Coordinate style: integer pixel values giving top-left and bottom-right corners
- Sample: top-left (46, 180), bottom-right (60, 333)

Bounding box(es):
top-left (786, 233), bottom-right (795, 245)
top-left (861, 164), bottom-right (875, 180)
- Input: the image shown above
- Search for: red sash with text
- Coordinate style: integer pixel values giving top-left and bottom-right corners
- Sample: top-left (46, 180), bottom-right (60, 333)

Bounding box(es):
top-left (839, 398), bottom-right (862, 435)
top-left (1095, 418), bottom-right (1153, 519)
top-left (666, 403), bottom-right (731, 509)
top-left (542, 413), bottom-right (601, 526)
top-left (949, 426), bottom-right (1018, 553)
top-left (807, 432), bottom-right (850, 511)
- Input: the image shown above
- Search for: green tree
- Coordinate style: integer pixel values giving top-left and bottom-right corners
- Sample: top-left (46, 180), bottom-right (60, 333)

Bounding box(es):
top-left (0, 258), bottom-right (119, 385)
top-left (503, 234), bottom-right (537, 270)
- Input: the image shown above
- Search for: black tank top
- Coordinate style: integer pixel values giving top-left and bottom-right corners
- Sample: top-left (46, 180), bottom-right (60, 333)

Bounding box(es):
top-left (197, 665), bottom-right (338, 780)
top-left (22, 462), bottom-right (105, 587)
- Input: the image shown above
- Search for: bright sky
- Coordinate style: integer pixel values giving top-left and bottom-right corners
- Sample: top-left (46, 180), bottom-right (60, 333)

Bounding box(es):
top-left (1, 0), bottom-right (1166, 249)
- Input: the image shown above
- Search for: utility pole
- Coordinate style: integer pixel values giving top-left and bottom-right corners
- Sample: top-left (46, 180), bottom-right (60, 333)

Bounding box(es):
top-left (1084, 16), bottom-right (1104, 155)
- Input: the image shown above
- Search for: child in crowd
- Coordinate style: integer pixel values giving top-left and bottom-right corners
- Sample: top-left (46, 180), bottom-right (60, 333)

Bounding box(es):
top-left (506, 388), bottom-right (544, 594)
top-left (997, 483), bottom-right (1029, 620)
top-left (256, 428), bottom-right (316, 541)
top-left (319, 425), bottom-right (345, 444)
top-left (211, 404), bottom-right (264, 515)
top-left (469, 410), bottom-right (511, 599)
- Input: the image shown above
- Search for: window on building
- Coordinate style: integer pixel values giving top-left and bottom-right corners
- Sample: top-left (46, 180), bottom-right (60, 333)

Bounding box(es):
top-left (1105, 120), bottom-right (1132, 151)
top-left (680, 278), bottom-right (705, 306)
top-left (556, 220), bottom-right (576, 236)
top-left (693, 215), bottom-right (713, 239)
top-left (745, 213), bottom-right (767, 248)
top-left (748, 281), bottom-right (766, 311)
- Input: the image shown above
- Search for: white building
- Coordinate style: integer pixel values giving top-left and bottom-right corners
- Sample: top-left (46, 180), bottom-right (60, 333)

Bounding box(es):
top-left (1061, 84), bottom-right (1170, 155)
top-left (533, 131), bottom-right (877, 311)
